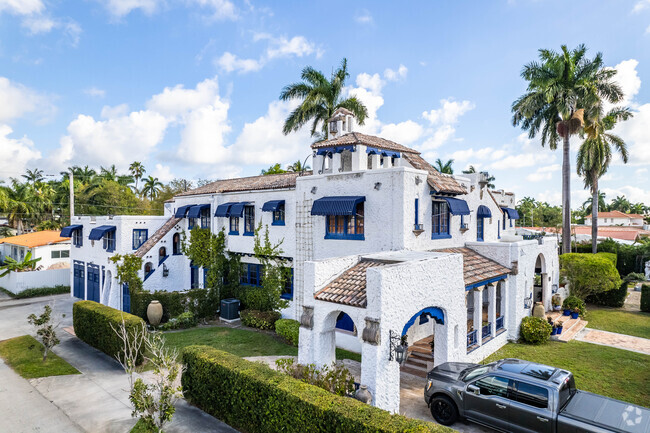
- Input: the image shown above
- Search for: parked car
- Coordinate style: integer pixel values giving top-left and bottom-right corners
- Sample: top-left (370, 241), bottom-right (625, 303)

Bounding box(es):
top-left (424, 358), bottom-right (650, 433)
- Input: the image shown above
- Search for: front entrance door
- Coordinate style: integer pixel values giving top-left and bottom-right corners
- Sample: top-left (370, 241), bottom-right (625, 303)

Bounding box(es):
top-left (73, 261), bottom-right (85, 299)
top-left (86, 264), bottom-right (100, 302)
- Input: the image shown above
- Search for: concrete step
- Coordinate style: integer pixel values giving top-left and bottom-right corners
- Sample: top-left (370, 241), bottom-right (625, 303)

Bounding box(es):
top-left (557, 320), bottom-right (587, 342)
top-left (401, 365), bottom-right (427, 378)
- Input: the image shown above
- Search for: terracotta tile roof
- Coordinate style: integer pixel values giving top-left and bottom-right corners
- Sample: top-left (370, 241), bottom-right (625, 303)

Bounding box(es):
top-left (585, 210), bottom-right (645, 220)
top-left (402, 152), bottom-right (468, 195)
top-left (134, 217), bottom-right (181, 258)
top-left (175, 172), bottom-right (309, 197)
top-left (522, 226), bottom-right (650, 242)
top-left (438, 247), bottom-right (511, 287)
top-left (311, 132), bottom-right (420, 154)
top-left (314, 259), bottom-right (391, 308)
top-left (0, 230), bottom-right (70, 248)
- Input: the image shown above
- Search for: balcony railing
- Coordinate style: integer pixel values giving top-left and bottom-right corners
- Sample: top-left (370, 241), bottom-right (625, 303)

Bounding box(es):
top-left (482, 323), bottom-right (492, 339)
top-left (467, 330), bottom-right (478, 348)
top-left (496, 316), bottom-right (504, 331)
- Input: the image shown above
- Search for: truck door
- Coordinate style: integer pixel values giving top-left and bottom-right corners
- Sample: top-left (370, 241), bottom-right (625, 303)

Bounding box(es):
top-left (509, 380), bottom-right (553, 433)
top-left (464, 375), bottom-right (511, 431)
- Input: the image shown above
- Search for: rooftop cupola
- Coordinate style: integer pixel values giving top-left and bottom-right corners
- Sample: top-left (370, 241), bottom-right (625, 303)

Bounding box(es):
top-left (327, 107), bottom-right (355, 139)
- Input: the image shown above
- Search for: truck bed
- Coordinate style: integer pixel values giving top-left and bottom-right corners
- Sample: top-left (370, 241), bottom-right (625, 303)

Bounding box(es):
top-left (559, 390), bottom-right (650, 433)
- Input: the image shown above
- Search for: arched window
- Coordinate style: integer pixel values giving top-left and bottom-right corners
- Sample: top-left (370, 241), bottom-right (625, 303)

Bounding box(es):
top-left (159, 247), bottom-right (167, 263)
top-left (144, 262), bottom-right (153, 278)
top-left (172, 233), bottom-right (181, 255)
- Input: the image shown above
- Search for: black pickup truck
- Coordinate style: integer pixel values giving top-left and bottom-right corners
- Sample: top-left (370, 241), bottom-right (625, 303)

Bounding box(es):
top-left (424, 358), bottom-right (650, 433)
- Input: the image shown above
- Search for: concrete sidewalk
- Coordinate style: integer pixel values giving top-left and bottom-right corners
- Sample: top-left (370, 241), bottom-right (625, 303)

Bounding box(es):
top-left (576, 328), bottom-right (650, 355)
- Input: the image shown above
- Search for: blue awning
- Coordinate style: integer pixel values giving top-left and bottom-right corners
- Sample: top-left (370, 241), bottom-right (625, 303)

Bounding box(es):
top-left (214, 202), bottom-right (238, 217)
top-left (89, 225), bottom-right (116, 241)
top-left (366, 147), bottom-right (401, 158)
top-left (174, 205), bottom-right (192, 218)
top-left (501, 207), bottom-right (520, 220)
top-left (435, 196), bottom-right (470, 215)
top-left (187, 204), bottom-right (210, 219)
top-left (477, 205), bottom-right (492, 218)
top-left (262, 200), bottom-right (285, 212)
top-left (316, 145), bottom-right (355, 156)
top-left (311, 196), bottom-right (365, 216)
top-left (60, 225), bottom-right (82, 237)
top-left (229, 202), bottom-right (251, 218)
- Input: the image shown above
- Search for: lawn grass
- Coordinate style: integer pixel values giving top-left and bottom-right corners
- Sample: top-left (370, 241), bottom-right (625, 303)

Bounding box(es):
top-left (0, 335), bottom-right (80, 379)
top-left (586, 306), bottom-right (650, 339)
top-left (0, 285), bottom-right (70, 299)
top-left (484, 340), bottom-right (650, 408)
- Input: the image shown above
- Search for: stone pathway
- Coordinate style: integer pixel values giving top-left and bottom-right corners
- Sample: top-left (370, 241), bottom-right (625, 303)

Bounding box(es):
top-left (575, 328), bottom-right (650, 355)
top-left (623, 287), bottom-right (642, 312)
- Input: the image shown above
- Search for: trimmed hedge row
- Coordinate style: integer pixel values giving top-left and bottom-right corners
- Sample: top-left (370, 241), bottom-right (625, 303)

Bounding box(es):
top-left (130, 289), bottom-right (221, 323)
top-left (586, 280), bottom-right (628, 308)
top-left (642, 284), bottom-right (650, 313)
top-left (275, 318), bottom-right (299, 346)
top-left (73, 300), bottom-right (145, 364)
top-left (181, 346), bottom-right (451, 433)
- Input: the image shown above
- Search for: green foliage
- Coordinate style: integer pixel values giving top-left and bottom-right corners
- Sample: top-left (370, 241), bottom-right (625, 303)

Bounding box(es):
top-left (240, 309), bottom-right (281, 330)
top-left (73, 300), bottom-right (146, 364)
top-left (624, 272), bottom-right (647, 283)
top-left (130, 289), bottom-right (223, 323)
top-left (515, 197), bottom-right (563, 227)
top-left (275, 358), bottom-right (355, 396)
top-left (642, 285), bottom-right (650, 313)
top-left (252, 223), bottom-right (290, 312)
top-left (27, 305), bottom-right (61, 361)
top-left (110, 254), bottom-right (144, 294)
top-left (562, 296), bottom-right (587, 317)
top-left (260, 163), bottom-right (286, 175)
top-left (559, 253), bottom-right (621, 300)
top-left (0, 285), bottom-right (69, 299)
top-left (596, 252), bottom-right (617, 266)
top-left (574, 239), bottom-right (650, 276)
top-left (586, 281), bottom-right (628, 308)
top-left (520, 316), bottom-right (552, 344)
top-left (159, 312), bottom-right (198, 331)
top-left (275, 319), bottom-right (300, 346)
top-left (181, 346), bottom-right (450, 433)
top-left (0, 335), bottom-right (80, 379)
top-left (0, 250), bottom-right (42, 276)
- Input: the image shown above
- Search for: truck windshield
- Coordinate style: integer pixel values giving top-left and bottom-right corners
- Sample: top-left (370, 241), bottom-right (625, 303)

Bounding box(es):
top-left (558, 375), bottom-right (576, 409)
top-left (462, 366), bottom-right (491, 382)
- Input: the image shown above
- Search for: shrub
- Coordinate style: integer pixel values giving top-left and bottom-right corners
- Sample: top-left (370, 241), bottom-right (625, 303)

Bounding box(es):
top-left (275, 358), bottom-right (355, 396)
top-left (130, 289), bottom-right (223, 323)
top-left (559, 253), bottom-right (621, 300)
top-left (520, 316), bottom-right (552, 344)
top-left (624, 272), bottom-right (647, 283)
top-left (586, 281), bottom-right (628, 308)
top-left (240, 309), bottom-right (281, 330)
top-left (13, 285), bottom-right (70, 299)
top-left (562, 296), bottom-right (587, 317)
top-left (275, 319), bottom-right (300, 346)
top-left (181, 346), bottom-right (450, 433)
top-left (73, 300), bottom-right (146, 364)
top-left (642, 284), bottom-right (650, 313)
top-left (596, 252), bottom-right (617, 267)
top-left (159, 312), bottom-right (198, 331)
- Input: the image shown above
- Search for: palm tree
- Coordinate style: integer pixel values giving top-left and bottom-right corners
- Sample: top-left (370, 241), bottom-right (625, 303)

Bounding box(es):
top-left (280, 58), bottom-right (368, 138)
top-left (141, 176), bottom-right (163, 200)
top-left (0, 250), bottom-right (42, 276)
top-left (462, 165), bottom-right (476, 174)
top-left (129, 161), bottom-right (146, 193)
top-left (286, 160), bottom-right (311, 173)
top-left (22, 168), bottom-right (44, 185)
top-left (434, 158), bottom-right (454, 174)
top-left (610, 195), bottom-right (631, 213)
top-left (577, 107), bottom-right (632, 253)
top-left (4, 180), bottom-right (36, 234)
top-left (581, 192), bottom-right (608, 215)
top-left (512, 44), bottom-right (623, 253)
top-left (260, 163), bottom-right (286, 175)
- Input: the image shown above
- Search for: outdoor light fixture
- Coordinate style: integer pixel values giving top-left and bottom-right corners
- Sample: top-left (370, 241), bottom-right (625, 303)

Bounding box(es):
top-left (552, 284), bottom-right (558, 294)
top-left (523, 293), bottom-right (533, 309)
top-left (162, 263), bottom-right (169, 277)
top-left (389, 330), bottom-right (408, 365)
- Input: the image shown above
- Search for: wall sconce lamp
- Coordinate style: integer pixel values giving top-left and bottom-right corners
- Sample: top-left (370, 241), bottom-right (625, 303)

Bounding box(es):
top-left (523, 293), bottom-right (533, 309)
top-left (162, 263), bottom-right (169, 277)
top-left (389, 330), bottom-right (408, 365)
top-left (551, 284), bottom-right (558, 294)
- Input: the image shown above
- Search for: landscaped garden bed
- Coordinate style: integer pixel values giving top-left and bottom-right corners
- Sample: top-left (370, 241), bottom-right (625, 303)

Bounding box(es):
top-left (0, 335), bottom-right (80, 379)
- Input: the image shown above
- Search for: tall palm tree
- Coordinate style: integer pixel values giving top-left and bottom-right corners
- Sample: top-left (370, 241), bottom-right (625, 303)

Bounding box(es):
top-left (141, 176), bottom-right (163, 200)
top-left (512, 44), bottom-right (623, 253)
top-left (280, 58), bottom-right (368, 138)
top-left (286, 160), bottom-right (311, 173)
top-left (577, 107), bottom-right (632, 253)
top-left (434, 158), bottom-right (454, 174)
top-left (4, 180), bottom-right (36, 234)
top-left (129, 161), bottom-right (146, 193)
top-left (22, 168), bottom-right (44, 185)
top-left (610, 195), bottom-right (631, 213)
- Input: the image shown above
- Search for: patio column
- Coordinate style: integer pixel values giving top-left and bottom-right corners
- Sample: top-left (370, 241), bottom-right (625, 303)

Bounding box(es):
top-left (351, 145), bottom-right (366, 171)
top-left (488, 283), bottom-right (496, 338)
top-left (370, 153), bottom-right (381, 170)
top-left (360, 333), bottom-right (400, 413)
top-left (331, 152), bottom-right (342, 173)
top-left (541, 272), bottom-right (549, 311)
top-left (382, 155), bottom-right (392, 169)
top-left (473, 287), bottom-right (483, 346)
top-left (313, 154), bottom-right (324, 174)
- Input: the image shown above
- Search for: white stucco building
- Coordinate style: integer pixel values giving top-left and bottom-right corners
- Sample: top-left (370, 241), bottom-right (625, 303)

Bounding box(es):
top-left (584, 210), bottom-right (645, 227)
top-left (63, 108), bottom-right (560, 413)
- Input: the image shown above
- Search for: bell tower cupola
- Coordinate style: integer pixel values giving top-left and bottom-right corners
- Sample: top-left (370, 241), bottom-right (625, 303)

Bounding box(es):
top-left (327, 107), bottom-right (355, 139)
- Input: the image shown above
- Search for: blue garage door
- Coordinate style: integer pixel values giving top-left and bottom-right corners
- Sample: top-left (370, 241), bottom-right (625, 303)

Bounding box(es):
top-left (73, 261), bottom-right (85, 299)
top-left (122, 283), bottom-right (130, 313)
top-left (86, 264), bottom-right (100, 302)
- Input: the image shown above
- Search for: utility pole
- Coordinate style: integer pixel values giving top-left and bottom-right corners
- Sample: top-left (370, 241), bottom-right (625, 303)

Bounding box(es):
top-left (69, 171), bottom-right (74, 220)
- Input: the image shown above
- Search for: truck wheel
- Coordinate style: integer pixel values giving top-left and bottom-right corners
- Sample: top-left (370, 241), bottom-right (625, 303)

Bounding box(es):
top-left (430, 395), bottom-right (458, 426)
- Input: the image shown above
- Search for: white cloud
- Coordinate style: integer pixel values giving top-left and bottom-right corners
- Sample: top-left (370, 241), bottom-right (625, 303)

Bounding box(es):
top-left (103, 0), bottom-right (161, 17)
top-left (147, 77), bottom-right (223, 119)
top-left (175, 104), bottom-right (231, 163)
top-left (422, 99), bottom-right (475, 125)
top-left (384, 64), bottom-right (407, 82)
top-left (151, 163), bottom-right (174, 183)
top-left (190, 0), bottom-right (237, 21)
top-left (21, 16), bottom-right (55, 33)
top-left (612, 59), bottom-right (641, 107)
top-left (603, 185), bottom-right (650, 205)
top-left (450, 147), bottom-right (507, 162)
top-left (0, 125), bottom-right (41, 180)
top-left (0, 0), bottom-right (44, 15)
top-left (264, 35), bottom-right (318, 60)
top-left (101, 103), bottom-right (129, 118)
top-left (355, 10), bottom-right (372, 24)
top-left (0, 76), bottom-right (54, 123)
top-left (215, 52), bottom-right (263, 74)
top-left (84, 87), bottom-right (106, 98)
top-left (379, 120), bottom-right (423, 145)
top-left (633, 0), bottom-right (650, 13)
top-left (525, 164), bottom-right (561, 182)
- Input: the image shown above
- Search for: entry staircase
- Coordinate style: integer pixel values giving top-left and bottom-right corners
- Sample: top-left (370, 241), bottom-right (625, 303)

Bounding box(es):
top-left (401, 338), bottom-right (432, 378)
top-left (546, 311), bottom-right (588, 342)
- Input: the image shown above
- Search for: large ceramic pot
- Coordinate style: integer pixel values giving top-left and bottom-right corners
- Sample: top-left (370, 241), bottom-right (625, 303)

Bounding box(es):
top-left (147, 300), bottom-right (163, 326)
top-left (355, 385), bottom-right (372, 404)
top-left (532, 302), bottom-right (546, 318)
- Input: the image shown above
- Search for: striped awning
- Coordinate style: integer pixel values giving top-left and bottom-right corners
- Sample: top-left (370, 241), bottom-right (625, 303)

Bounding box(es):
top-left (311, 196), bottom-right (365, 216)
top-left (434, 196), bottom-right (470, 216)
top-left (187, 204), bottom-right (210, 219)
top-left (174, 205), bottom-right (193, 218)
top-left (60, 225), bottom-right (82, 237)
top-left (501, 207), bottom-right (520, 220)
top-left (89, 225), bottom-right (116, 241)
top-left (477, 205), bottom-right (492, 218)
top-left (262, 200), bottom-right (284, 212)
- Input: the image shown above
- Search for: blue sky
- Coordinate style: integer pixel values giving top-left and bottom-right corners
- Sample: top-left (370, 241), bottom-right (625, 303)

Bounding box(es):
top-left (1, 0), bottom-right (649, 207)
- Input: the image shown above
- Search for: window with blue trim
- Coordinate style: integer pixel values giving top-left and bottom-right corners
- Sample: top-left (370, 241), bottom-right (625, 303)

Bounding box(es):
top-left (229, 216), bottom-right (239, 235)
top-left (103, 230), bottom-right (116, 252)
top-left (200, 207), bottom-right (210, 229)
top-left (244, 205), bottom-right (255, 235)
top-left (132, 229), bottom-right (148, 250)
top-left (272, 203), bottom-right (285, 226)
top-left (72, 229), bottom-right (83, 247)
top-left (477, 217), bottom-right (485, 241)
top-left (325, 202), bottom-right (364, 240)
top-left (281, 267), bottom-right (293, 300)
top-left (432, 201), bottom-right (450, 239)
top-left (188, 217), bottom-right (198, 230)
top-left (241, 263), bottom-right (263, 286)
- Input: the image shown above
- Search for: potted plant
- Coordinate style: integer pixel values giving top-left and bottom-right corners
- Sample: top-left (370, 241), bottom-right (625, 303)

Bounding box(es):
top-left (552, 296), bottom-right (562, 311)
top-left (562, 296), bottom-right (586, 318)
top-left (571, 308), bottom-right (580, 320)
top-left (556, 321), bottom-right (563, 334)
top-left (562, 306), bottom-right (571, 316)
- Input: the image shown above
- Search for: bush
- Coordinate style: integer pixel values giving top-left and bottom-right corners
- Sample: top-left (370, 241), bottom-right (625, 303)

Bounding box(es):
top-left (624, 272), bottom-right (647, 283)
top-left (596, 252), bottom-right (617, 267)
top-left (642, 284), bottom-right (650, 313)
top-left (159, 312), bottom-right (198, 331)
top-left (520, 316), bottom-right (552, 344)
top-left (239, 285), bottom-right (277, 312)
top-left (562, 296), bottom-right (587, 317)
top-left (275, 319), bottom-right (299, 346)
top-left (130, 288), bottom-right (224, 323)
top-left (586, 281), bottom-right (628, 308)
top-left (181, 346), bottom-right (450, 433)
top-left (275, 358), bottom-right (355, 396)
top-left (73, 300), bottom-right (146, 364)
top-left (0, 285), bottom-right (70, 299)
top-left (559, 253), bottom-right (621, 300)
top-left (240, 309), bottom-right (281, 330)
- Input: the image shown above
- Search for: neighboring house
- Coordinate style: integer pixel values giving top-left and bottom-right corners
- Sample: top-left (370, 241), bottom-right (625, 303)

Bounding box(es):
top-left (519, 225), bottom-right (650, 245)
top-left (62, 108), bottom-right (560, 413)
top-left (584, 210), bottom-right (645, 227)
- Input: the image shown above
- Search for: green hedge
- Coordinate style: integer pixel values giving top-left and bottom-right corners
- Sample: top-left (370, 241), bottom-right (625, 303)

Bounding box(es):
top-left (73, 300), bottom-right (145, 364)
top-left (559, 253), bottom-right (621, 300)
top-left (574, 240), bottom-right (649, 276)
top-left (240, 309), bottom-right (281, 330)
top-left (596, 252), bottom-right (617, 267)
top-left (130, 288), bottom-right (223, 323)
top-left (181, 346), bottom-right (451, 433)
top-left (586, 280), bottom-right (628, 308)
top-left (275, 319), bottom-right (299, 346)
top-left (642, 284), bottom-right (650, 313)
top-left (0, 285), bottom-right (70, 299)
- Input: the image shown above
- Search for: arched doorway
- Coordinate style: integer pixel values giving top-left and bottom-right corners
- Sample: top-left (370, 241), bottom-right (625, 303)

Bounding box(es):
top-left (534, 254), bottom-right (548, 310)
top-left (317, 309), bottom-right (363, 368)
top-left (400, 307), bottom-right (445, 377)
